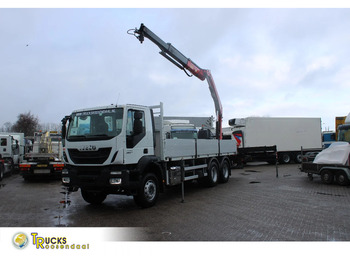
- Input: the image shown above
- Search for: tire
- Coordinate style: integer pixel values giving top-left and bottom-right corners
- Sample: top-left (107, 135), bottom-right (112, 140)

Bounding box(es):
top-left (320, 169), bottom-right (334, 185)
top-left (134, 173), bottom-right (159, 208)
top-left (294, 153), bottom-right (302, 164)
top-left (81, 190), bottom-right (107, 205)
top-left (219, 159), bottom-right (230, 183)
top-left (206, 160), bottom-right (219, 187)
top-left (336, 172), bottom-right (349, 186)
top-left (280, 153), bottom-right (291, 164)
top-left (0, 164), bottom-right (3, 181)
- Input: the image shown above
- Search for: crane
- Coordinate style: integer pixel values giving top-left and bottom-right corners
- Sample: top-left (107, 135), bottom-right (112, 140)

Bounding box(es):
top-left (129, 23), bottom-right (223, 140)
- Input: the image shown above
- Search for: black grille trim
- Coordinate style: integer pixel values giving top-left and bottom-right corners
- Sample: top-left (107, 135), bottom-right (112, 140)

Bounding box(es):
top-left (68, 147), bottom-right (112, 164)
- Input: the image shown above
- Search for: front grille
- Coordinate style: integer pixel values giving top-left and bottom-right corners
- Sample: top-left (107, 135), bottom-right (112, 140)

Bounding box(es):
top-left (68, 147), bottom-right (112, 164)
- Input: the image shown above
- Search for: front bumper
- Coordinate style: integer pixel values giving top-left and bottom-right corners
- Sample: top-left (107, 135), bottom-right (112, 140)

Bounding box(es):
top-left (61, 165), bottom-right (139, 195)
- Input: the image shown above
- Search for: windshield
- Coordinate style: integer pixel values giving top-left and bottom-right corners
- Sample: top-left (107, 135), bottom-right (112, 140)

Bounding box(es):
top-left (170, 129), bottom-right (197, 139)
top-left (67, 108), bottom-right (123, 141)
top-left (338, 125), bottom-right (350, 143)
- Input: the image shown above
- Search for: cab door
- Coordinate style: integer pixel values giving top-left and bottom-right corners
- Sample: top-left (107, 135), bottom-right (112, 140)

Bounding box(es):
top-left (124, 109), bottom-right (154, 164)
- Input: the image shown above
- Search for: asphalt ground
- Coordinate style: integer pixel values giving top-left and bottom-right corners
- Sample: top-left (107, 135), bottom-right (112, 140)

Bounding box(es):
top-left (1, 163), bottom-right (350, 241)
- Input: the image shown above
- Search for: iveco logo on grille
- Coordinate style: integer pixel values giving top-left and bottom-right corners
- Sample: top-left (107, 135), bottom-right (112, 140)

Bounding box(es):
top-left (79, 145), bottom-right (98, 151)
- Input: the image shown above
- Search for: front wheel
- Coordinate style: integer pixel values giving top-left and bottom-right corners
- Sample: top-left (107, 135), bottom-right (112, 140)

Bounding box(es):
top-left (81, 190), bottom-right (107, 205)
top-left (134, 173), bottom-right (159, 208)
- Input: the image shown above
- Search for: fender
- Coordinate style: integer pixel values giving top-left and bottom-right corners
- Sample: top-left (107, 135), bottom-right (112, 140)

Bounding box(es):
top-left (137, 155), bottom-right (159, 174)
top-left (137, 155), bottom-right (164, 192)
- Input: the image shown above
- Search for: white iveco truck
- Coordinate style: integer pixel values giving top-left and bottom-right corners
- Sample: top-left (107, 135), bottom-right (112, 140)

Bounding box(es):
top-left (61, 24), bottom-right (238, 207)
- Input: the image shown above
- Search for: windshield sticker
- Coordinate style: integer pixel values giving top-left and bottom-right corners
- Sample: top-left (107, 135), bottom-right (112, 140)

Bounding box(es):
top-left (76, 109), bottom-right (116, 116)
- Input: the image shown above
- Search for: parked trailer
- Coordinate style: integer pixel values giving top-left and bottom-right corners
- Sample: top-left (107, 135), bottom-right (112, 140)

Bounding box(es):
top-left (225, 117), bottom-right (323, 164)
top-left (301, 114), bottom-right (350, 185)
top-left (301, 142), bottom-right (350, 185)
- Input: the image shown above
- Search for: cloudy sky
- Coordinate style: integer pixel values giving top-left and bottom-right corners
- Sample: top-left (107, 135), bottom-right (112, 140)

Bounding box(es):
top-left (1, 7), bottom-right (349, 131)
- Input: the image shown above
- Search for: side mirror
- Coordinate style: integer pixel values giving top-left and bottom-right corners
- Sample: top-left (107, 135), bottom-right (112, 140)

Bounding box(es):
top-left (61, 115), bottom-right (71, 140)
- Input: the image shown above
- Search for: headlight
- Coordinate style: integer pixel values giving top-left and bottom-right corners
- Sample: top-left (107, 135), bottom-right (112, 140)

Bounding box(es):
top-left (109, 178), bottom-right (122, 185)
top-left (62, 177), bottom-right (70, 184)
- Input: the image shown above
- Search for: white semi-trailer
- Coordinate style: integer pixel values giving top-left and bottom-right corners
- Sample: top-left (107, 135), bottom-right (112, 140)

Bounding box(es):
top-left (61, 24), bottom-right (238, 208)
top-left (225, 117), bottom-right (323, 164)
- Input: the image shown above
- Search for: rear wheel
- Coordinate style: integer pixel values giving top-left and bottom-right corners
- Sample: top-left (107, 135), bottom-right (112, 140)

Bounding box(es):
top-left (320, 170), bottom-right (334, 184)
top-left (0, 164), bottom-right (3, 181)
top-left (280, 153), bottom-right (291, 164)
top-left (294, 153), bottom-right (302, 164)
top-left (81, 190), bottom-right (107, 205)
top-left (134, 173), bottom-right (159, 208)
top-left (336, 172), bottom-right (349, 186)
top-left (219, 159), bottom-right (230, 183)
top-left (206, 160), bottom-right (219, 187)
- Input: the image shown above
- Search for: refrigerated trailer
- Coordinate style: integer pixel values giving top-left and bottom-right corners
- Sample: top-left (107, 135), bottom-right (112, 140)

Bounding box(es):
top-left (225, 117), bottom-right (323, 164)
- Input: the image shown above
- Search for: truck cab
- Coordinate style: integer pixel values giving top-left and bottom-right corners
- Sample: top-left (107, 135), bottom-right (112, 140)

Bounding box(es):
top-left (0, 135), bottom-right (20, 168)
top-left (63, 104), bottom-right (155, 167)
top-left (163, 120), bottom-right (198, 139)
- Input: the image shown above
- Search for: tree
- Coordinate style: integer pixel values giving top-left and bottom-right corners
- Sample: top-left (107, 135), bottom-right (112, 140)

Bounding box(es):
top-left (0, 122), bottom-right (12, 132)
top-left (12, 112), bottom-right (39, 137)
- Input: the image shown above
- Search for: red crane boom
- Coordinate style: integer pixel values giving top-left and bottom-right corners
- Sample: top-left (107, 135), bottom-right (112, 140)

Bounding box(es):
top-left (130, 23), bottom-right (223, 139)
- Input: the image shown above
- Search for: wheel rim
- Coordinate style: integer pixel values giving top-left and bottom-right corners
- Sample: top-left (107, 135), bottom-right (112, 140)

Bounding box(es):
top-left (211, 166), bottom-right (218, 183)
top-left (323, 173), bottom-right (330, 181)
top-left (338, 174), bottom-right (346, 183)
top-left (222, 164), bottom-right (229, 179)
top-left (295, 154), bottom-right (302, 163)
top-left (321, 170), bottom-right (333, 183)
top-left (283, 154), bottom-right (290, 163)
top-left (144, 180), bottom-right (156, 201)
